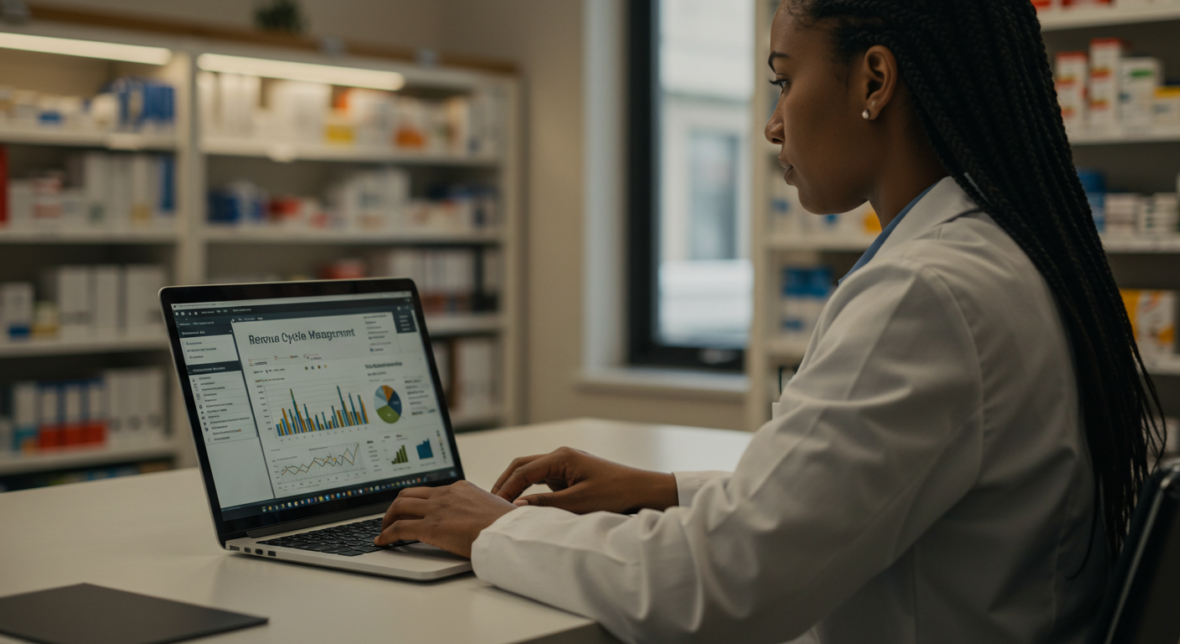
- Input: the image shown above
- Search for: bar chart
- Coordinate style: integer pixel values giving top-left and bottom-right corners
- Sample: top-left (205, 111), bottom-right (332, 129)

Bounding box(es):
top-left (274, 385), bottom-right (371, 436)
top-left (416, 439), bottom-right (434, 460)
top-left (391, 444), bottom-right (409, 465)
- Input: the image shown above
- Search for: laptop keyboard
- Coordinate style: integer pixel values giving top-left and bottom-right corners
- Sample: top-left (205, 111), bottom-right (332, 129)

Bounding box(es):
top-left (258, 518), bottom-right (415, 557)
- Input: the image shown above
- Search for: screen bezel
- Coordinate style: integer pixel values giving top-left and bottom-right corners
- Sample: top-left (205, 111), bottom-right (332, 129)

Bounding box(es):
top-left (159, 278), bottom-right (467, 545)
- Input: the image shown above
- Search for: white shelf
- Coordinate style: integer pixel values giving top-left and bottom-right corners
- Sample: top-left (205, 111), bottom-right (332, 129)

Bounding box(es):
top-left (0, 333), bottom-right (170, 358)
top-left (1145, 355), bottom-right (1180, 376)
top-left (425, 314), bottom-right (502, 336)
top-left (1101, 237), bottom-right (1180, 253)
top-left (200, 226), bottom-right (502, 245)
top-left (0, 439), bottom-right (179, 477)
top-left (769, 234), bottom-right (1180, 255)
top-left (0, 228), bottom-right (177, 244)
top-left (0, 125), bottom-right (177, 150)
top-left (1039, 4), bottom-right (1180, 30)
top-left (767, 233), bottom-right (873, 252)
top-left (202, 137), bottom-right (501, 166)
top-left (766, 337), bottom-right (810, 360)
top-left (1069, 124), bottom-right (1180, 145)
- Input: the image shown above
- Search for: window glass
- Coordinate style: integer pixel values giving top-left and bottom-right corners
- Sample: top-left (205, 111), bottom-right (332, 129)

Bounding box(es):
top-left (656, 0), bottom-right (754, 351)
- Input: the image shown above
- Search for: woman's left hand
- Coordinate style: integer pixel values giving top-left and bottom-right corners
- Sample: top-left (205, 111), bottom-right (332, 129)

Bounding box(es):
top-left (374, 481), bottom-right (518, 558)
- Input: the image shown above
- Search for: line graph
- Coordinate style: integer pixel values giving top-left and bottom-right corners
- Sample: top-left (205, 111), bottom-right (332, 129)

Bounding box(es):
top-left (272, 443), bottom-right (366, 487)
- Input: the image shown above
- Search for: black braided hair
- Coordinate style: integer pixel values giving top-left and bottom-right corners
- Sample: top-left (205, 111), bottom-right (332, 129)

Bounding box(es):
top-left (785, 0), bottom-right (1165, 560)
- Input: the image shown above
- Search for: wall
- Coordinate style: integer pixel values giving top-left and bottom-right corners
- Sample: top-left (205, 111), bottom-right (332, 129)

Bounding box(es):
top-left (30, 0), bottom-right (749, 432)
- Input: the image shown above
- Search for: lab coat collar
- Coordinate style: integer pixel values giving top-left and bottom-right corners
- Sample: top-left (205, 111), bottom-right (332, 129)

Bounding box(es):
top-left (871, 176), bottom-right (982, 263)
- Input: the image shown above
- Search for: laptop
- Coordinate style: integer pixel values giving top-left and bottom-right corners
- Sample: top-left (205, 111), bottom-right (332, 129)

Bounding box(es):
top-left (160, 278), bottom-right (472, 581)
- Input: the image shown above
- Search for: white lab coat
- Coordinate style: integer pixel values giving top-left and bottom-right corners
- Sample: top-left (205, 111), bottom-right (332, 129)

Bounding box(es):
top-left (471, 177), bottom-right (1107, 644)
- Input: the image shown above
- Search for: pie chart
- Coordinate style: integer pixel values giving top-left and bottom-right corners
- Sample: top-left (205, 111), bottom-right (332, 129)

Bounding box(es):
top-left (374, 385), bottom-right (402, 423)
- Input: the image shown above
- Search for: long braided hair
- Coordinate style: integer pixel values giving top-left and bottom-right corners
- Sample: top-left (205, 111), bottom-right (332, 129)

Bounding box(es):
top-left (786, 0), bottom-right (1165, 559)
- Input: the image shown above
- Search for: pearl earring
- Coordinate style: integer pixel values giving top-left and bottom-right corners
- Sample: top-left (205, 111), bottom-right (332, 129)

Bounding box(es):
top-left (862, 109), bottom-right (872, 120)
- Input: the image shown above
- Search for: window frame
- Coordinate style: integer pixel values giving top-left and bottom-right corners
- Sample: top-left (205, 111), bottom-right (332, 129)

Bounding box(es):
top-left (626, 0), bottom-right (746, 372)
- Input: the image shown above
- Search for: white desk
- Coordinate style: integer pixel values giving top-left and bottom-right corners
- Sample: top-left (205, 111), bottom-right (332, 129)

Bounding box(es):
top-left (0, 418), bottom-right (751, 644)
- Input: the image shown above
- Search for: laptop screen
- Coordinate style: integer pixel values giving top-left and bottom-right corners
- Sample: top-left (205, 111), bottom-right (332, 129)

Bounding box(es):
top-left (170, 290), bottom-right (459, 523)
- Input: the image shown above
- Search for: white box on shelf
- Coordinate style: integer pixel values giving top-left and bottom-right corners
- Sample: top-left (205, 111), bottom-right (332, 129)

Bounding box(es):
top-left (267, 80), bottom-right (330, 144)
top-left (93, 266), bottom-right (122, 334)
top-left (103, 369), bottom-right (129, 448)
top-left (1055, 51), bottom-right (1089, 130)
top-left (6, 180), bottom-right (34, 229)
top-left (0, 282), bottom-right (33, 341)
top-left (41, 266), bottom-right (94, 339)
top-left (1120, 57), bottom-right (1162, 127)
top-left (37, 383), bottom-right (61, 449)
top-left (0, 417), bottom-right (11, 455)
top-left (141, 367), bottom-right (166, 443)
top-left (453, 337), bottom-right (497, 416)
top-left (12, 382), bottom-right (37, 452)
top-left (1089, 38), bottom-right (1130, 128)
top-left (122, 265), bottom-right (166, 332)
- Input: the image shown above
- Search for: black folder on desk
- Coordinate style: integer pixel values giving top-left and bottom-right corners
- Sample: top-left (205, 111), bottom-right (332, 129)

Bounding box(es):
top-left (0, 584), bottom-right (267, 644)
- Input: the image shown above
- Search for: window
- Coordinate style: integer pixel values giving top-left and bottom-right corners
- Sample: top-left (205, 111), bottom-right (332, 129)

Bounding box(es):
top-left (628, 0), bottom-right (754, 371)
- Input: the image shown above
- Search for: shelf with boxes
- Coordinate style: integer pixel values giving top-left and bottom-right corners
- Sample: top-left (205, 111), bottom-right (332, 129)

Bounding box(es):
top-left (192, 47), bottom-right (520, 434)
top-left (1036, 2), bottom-right (1180, 31)
top-left (0, 17), bottom-right (523, 488)
top-left (0, 366), bottom-right (172, 484)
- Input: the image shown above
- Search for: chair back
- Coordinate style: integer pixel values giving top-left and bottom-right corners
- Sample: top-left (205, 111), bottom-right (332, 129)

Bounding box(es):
top-left (1087, 460), bottom-right (1180, 644)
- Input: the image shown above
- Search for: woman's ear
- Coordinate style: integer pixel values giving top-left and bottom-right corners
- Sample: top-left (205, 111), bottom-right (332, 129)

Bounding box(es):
top-left (858, 45), bottom-right (899, 121)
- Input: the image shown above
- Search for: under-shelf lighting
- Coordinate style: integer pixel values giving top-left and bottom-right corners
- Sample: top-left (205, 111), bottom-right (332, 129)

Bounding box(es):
top-left (0, 32), bottom-right (171, 64)
top-left (196, 53), bottom-right (405, 91)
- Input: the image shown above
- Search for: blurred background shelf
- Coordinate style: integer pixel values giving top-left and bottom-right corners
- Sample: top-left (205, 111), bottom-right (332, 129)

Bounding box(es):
top-left (1038, 5), bottom-right (1180, 31)
top-left (766, 234), bottom-right (873, 253)
top-left (0, 438), bottom-right (179, 477)
top-left (0, 126), bottom-right (178, 150)
top-left (0, 229), bottom-right (178, 244)
top-left (199, 226), bottom-right (502, 245)
top-left (1069, 124), bottom-right (1180, 145)
top-left (449, 408), bottom-right (504, 431)
top-left (1145, 355), bottom-right (1180, 377)
top-left (0, 333), bottom-right (170, 358)
top-left (202, 137), bottom-right (501, 167)
top-left (425, 313), bottom-right (502, 337)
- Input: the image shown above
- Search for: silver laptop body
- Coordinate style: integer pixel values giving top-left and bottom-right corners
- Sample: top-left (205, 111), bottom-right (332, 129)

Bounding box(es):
top-left (160, 279), bottom-right (471, 581)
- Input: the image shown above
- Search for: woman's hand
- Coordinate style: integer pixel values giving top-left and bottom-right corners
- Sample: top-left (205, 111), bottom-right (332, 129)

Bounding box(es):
top-left (374, 481), bottom-right (517, 558)
top-left (491, 447), bottom-right (679, 514)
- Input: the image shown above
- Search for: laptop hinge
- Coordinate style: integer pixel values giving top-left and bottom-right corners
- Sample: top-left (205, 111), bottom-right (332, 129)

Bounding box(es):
top-left (244, 502), bottom-right (389, 539)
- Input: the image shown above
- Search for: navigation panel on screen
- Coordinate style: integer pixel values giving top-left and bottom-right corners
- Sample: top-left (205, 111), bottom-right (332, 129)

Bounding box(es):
top-left (171, 292), bottom-right (457, 520)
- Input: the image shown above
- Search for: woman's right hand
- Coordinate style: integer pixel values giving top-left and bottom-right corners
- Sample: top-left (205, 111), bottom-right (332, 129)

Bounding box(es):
top-left (490, 447), bottom-right (679, 515)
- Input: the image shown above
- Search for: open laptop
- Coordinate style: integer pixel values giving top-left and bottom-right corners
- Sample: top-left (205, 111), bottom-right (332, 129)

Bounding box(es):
top-left (160, 278), bottom-right (472, 581)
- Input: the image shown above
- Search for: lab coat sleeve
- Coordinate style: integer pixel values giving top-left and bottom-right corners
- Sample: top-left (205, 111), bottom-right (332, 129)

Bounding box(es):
top-left (471, 261), bottom-right (985, 644)
top-left (674, 471), bottom-right (732, 507)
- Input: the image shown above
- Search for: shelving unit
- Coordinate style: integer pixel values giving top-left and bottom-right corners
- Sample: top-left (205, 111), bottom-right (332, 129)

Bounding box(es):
top-left (203, 137), bottom-right (501, 166)
top-left (0, 125), bottom-right (177, 150)
top-left (198, 226), bottom-right (502, 245)
top-left (0, 333), bottom-right (170, 358)
top-left (747, 2), bottom-right (1180, 431)
top-left (0, 17), bottom-right (522, 487)
top-left (1038, 4), bottom-right (1180, 30)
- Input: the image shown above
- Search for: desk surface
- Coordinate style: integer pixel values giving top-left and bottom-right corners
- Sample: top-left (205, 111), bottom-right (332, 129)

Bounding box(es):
top-left (0, 418), bottom-right (751, 644)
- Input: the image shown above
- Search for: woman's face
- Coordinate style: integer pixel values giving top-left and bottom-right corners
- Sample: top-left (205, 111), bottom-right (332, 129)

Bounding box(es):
top-left (764, 9), bottom-right (880, 215)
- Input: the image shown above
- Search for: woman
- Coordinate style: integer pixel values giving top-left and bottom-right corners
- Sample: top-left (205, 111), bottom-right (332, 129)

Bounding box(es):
top-left (375, 1), bottom-right (1165, 642)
